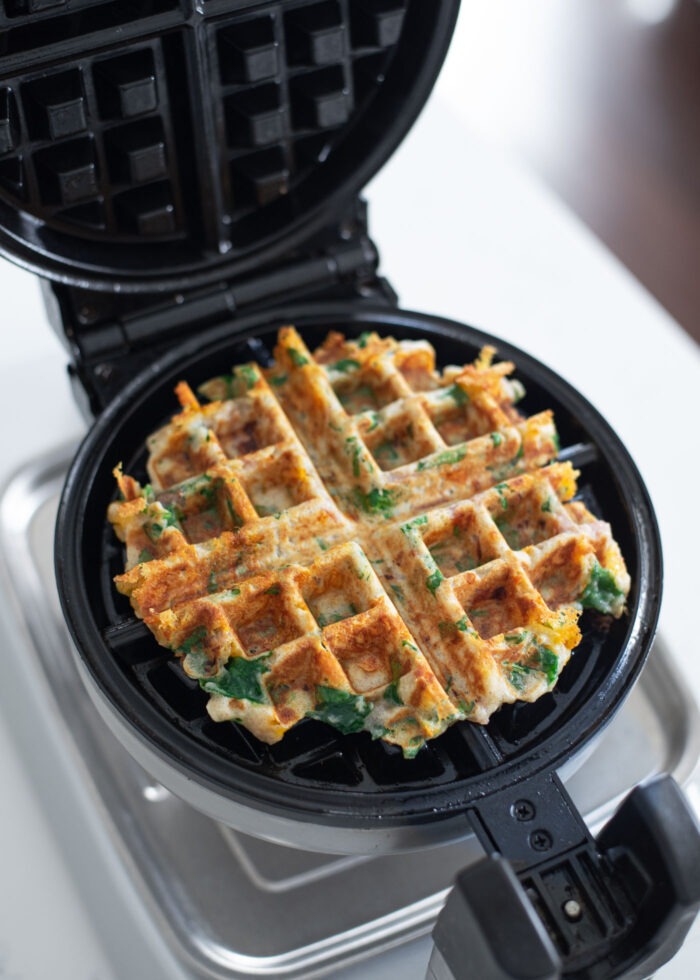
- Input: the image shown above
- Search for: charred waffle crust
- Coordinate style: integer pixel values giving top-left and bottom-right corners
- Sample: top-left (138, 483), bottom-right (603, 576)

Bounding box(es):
top-left (108, 327), bottom-right (630, 758)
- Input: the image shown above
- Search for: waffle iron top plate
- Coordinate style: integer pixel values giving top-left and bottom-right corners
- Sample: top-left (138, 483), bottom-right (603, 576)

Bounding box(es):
top-left (0, 0), bottom-right (459, 290)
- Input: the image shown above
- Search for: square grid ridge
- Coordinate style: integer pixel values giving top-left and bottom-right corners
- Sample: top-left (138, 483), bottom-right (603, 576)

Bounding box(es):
top-left (108, 327), bottom-right (630, 760)
top-left (0, 0), bottom-right (409, 246)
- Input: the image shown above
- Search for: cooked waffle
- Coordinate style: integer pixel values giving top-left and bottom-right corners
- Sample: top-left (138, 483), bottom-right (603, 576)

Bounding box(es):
top-left (108, 327), bottom-right (630, 757)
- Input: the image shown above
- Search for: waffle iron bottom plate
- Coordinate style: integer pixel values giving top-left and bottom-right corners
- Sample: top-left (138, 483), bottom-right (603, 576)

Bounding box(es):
top-left (55, 304), bottom-right (661, 852)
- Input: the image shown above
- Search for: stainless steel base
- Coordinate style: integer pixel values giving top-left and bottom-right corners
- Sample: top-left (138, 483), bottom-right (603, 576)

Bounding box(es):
top-left (2, 447), bottom-right (699, 979)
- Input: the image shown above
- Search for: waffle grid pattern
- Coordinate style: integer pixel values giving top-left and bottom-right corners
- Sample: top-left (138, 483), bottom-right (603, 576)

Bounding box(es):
top-left (0, 38), bottom-right (183, 236)
top-left (0, 0), bottom-right (408, 246)
top-left (108, 328), bottom-right (630, 758)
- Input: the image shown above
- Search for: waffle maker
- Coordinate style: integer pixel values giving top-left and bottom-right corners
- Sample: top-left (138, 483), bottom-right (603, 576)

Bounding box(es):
top-left (1, 2), bottom-right (698, 977)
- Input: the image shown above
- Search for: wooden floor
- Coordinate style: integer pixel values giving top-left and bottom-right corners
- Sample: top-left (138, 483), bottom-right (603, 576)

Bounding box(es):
top-left (451, 0), bottom-right (700, 342)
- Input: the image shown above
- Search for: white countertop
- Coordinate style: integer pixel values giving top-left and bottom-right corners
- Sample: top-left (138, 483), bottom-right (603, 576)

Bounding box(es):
top-left (1, 46), bottom-right (699, 980)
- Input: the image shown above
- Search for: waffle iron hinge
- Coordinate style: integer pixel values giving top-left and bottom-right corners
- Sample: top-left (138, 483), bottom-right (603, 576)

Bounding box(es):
top-left (429, 773), bottom-right (700, 980)
top-left (41, 199), bottom-right (397, 419)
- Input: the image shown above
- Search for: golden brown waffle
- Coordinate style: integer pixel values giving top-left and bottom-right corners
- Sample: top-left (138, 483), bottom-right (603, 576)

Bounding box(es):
top-left (108, 327), bottom-right (630, 757)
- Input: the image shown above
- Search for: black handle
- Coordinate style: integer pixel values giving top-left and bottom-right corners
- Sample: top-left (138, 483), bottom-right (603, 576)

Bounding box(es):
top-left (428, 774), bottom-right (700, 979)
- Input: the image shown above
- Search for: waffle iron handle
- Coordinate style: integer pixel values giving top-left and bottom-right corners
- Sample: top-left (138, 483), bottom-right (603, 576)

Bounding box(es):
top-left (427, 773), bottom-right (700, 980)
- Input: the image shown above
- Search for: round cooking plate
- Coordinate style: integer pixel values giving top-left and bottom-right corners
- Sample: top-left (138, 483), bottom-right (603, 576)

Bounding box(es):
top-left (55, 304), bottom-right (661, 850)
top-left (0, 1), bottom-right (458, 291)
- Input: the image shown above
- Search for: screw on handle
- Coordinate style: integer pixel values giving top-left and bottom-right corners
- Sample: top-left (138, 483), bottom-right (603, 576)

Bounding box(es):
top-left (430, 774), bottom-right (700, 979)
